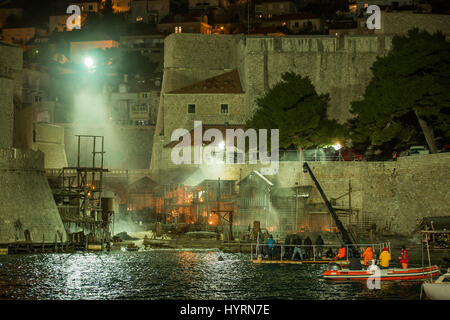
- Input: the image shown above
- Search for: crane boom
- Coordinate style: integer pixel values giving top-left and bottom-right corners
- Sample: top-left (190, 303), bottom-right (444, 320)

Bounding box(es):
top-left (302, 162), bottom-right (358, 251)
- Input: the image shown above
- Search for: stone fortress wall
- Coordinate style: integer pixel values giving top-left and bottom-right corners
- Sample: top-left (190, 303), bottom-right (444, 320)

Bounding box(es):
top-left (0, 42), bottom-right (67, 244)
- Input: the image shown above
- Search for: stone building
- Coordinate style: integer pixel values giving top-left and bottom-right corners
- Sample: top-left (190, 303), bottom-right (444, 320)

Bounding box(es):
top-left (152, 68), bottom-right (247, 173)
top-left (71, 0), bottom-right (103, 13)
top-left (259, 13), bottom-right (325, 33)
top-left (119, 34), bottom-right (164, 73)
top-left (109, 74), bottom-right (160, 126)
top-left (157, 14), bottom-right (212, 35)
top-left (355, 0), bottom-right (413, 11)
top-left (189, 0), bottom-right (220, 12)
top-left (255, 0), bottom-right (297, 20)
top-left (69, 37), bottom-right (120, 65)
top-left (1, 27), bottom-right (47, 49)
top-left (0, 7), bottom-right (22, 28)
top-left (129, 0), bottom-right (170, 24)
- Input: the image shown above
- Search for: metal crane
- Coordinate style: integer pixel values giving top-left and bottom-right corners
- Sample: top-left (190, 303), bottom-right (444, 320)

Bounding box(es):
top-left (302, 162), bottom-right (359, 253)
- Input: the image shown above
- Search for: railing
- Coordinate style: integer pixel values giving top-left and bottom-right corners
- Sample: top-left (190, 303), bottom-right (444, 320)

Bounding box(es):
top-left (250, 242), bottom-right (391, 262)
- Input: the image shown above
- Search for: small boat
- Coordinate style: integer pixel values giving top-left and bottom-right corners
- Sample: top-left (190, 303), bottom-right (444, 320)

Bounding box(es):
top-left (422, 269), bottom-right (450, 300)
top-left (125, 243), bottom-right (139, 251)
top-left (324, 264), bottom-right (440, 281)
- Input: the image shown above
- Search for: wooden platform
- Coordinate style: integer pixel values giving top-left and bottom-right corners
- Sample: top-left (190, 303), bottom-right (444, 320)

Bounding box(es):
top-left (251, 258), bottom-right (350, 265)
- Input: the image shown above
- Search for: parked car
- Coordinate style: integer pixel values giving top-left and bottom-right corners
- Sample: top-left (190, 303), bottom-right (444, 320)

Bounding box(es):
top-left (442, 144), bottom-right (450, 153)
top-left (406, 145), bottom-right (430, 156)
top-left (340, 149), bottom-right (363, 161)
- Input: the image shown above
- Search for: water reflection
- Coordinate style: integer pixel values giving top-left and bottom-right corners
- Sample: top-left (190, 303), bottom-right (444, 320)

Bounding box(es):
top-left (0, 251), bottom-right (423, 300)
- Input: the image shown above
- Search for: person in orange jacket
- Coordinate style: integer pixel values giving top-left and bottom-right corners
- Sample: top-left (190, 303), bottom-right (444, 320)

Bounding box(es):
top-left (362, 246), bottom-right (374, 266)
top-left (335, 245), bottom-right (346, 260)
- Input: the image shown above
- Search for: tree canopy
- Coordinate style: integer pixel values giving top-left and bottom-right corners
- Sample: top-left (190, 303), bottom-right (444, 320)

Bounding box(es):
top-left (349, 29), bottom-right (450, 154)
top-left (246, 72), bottom-right (346, 149)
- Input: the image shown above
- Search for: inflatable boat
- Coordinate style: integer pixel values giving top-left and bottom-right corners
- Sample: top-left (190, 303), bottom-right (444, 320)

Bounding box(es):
top-left (324, 264), bottom-right (440, 281)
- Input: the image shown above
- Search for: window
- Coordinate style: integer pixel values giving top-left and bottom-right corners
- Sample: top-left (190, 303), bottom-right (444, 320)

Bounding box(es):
top-left (188, 104), bottom-right (195, 113)
top-left (175, 26), bottom-right (182, 33)
top-left (221, 104), bottom-right (228, 114)
top-left (141, 92), bottom-right (148, 98)
top-left (34, 96), bottom-right (42, 103)
top-left (132, 104), bottom-right (148, 113)
top-left (88, 5), bottom-right (93, 10)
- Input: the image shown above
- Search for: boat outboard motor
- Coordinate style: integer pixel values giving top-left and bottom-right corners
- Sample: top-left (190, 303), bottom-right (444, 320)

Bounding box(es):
top-left (327, 263), bottom-right (342, 271)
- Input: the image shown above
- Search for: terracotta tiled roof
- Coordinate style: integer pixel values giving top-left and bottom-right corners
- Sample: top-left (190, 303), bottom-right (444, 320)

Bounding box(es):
top-left (167, 70), bottom-right (244, 94)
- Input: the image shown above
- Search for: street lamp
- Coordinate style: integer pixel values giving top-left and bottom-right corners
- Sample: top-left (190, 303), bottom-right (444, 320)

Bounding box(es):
top-left (333, 143), bottom-right (343, 161)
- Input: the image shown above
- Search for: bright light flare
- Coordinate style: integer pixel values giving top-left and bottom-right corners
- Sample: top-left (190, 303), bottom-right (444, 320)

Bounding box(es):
top-left (333, 143), bottom-right (342, 151)
top-left (84, 56), bottom-right (94, 68)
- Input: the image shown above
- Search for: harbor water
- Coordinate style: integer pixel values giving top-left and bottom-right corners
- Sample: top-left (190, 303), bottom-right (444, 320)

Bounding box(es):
top-left (0, 249), bottom-right (429, 300)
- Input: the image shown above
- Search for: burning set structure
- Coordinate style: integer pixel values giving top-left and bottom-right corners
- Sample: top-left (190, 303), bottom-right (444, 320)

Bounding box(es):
top-left (50, 135), bottom-right (113, 248)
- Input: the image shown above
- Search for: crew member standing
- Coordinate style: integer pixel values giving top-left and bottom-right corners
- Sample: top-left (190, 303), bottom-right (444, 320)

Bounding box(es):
top-left (379, 247), bottom-right (391, 269)
top-left (362, 246), bottom-right (374, 266)
top-left (399, 245), bottom-right (409, 269)
top-left (334, 245), bottom-right (346, 260)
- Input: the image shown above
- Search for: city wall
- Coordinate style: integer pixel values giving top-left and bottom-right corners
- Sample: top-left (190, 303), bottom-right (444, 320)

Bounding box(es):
top-left (60, 123), bottom-right (155, 170)
top-left (156, 152), bottom-right (449, 235)
top-left (243, 35), bottom-right (389, 122)
top-left (0, 148), bottom-right (67, 244)
top-left (0, 40), bottom-right (67, 244)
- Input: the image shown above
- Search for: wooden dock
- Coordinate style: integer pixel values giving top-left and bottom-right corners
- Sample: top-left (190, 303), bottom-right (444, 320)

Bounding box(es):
top-left (251, 258), bottom-right (351, 265)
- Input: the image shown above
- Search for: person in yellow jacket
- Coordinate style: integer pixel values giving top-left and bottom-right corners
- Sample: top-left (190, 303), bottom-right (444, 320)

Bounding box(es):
top-left (379, 247), bottom-right (391, 269)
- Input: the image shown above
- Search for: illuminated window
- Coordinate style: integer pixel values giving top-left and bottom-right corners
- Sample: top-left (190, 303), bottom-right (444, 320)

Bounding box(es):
top-left (221, 104), bottom-right (228, 114)
top-left (175, 26), bottom-right (182, 33)
top-left (188, 104), bottom-right (195, 113)
top-left (136, 16), bottom-right (143, 22)
top-left (364, 3), bottom-right (369, 8)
